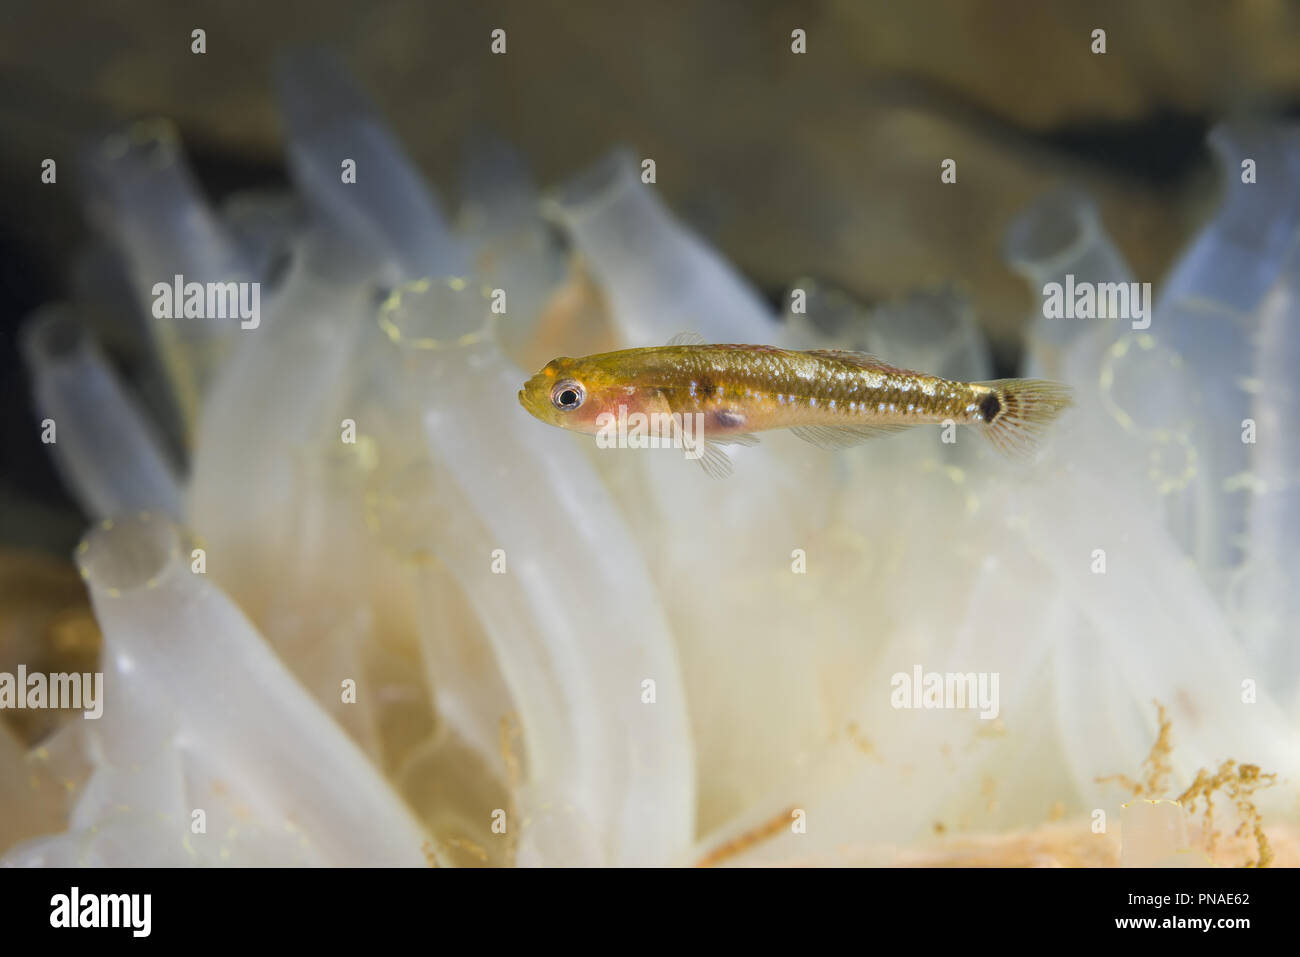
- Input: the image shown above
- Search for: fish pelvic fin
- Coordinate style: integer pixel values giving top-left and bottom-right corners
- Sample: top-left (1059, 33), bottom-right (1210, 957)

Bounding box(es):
top-left (973, 378), bottom-right (1073, 462)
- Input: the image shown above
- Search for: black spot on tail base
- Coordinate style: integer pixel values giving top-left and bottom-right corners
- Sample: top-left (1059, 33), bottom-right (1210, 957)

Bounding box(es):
top-left (979, 391), bottom-right (1002, 422)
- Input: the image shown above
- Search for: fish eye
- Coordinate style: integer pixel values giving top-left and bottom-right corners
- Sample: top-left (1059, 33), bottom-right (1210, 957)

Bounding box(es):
top-left (551, 380), bottom-right (585, 411)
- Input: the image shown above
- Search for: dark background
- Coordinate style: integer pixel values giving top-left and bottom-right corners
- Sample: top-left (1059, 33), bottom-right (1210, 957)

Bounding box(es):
top-left (4, 0), bottom-right (1300, 551)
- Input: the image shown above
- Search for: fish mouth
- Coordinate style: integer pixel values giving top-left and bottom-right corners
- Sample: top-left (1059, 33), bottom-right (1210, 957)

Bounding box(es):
top-left (518, 373), bottom-right (550, 412)
top-left (518, 385), bottom-right (542, 416)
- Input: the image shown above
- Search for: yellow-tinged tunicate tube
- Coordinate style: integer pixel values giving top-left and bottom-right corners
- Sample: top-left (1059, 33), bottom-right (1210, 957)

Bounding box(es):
top-left (86, 119), bottom-right (250, 437)
top-left (73, 512), bottom-right (432, 866)
top-left (545, 149), bottom-right (779, 349)
top-left (377, 278), bottom-right (695, 866)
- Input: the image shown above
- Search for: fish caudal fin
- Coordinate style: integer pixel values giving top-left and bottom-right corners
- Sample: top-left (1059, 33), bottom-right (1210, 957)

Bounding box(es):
top-left (973, 378), bottom-right (1073, 461)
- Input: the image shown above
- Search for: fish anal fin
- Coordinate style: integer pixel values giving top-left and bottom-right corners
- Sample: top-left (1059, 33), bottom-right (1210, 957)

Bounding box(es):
top-left (789, 423), bottom-right (912, 450)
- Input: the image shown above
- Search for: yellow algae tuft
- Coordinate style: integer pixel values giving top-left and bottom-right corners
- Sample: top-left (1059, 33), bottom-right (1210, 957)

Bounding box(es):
top-left (1097, 699), bottom-right (1174, 797)
top-left (1176, 762), bottom-right (1277, 868)
top-left (1099, 700), bottom-right (1278, 867)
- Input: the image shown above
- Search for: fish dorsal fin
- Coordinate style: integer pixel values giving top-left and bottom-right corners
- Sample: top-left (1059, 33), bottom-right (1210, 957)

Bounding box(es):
top-left (667, 331), bottom-right (707, 346)
top-left (789, 423), bottom-right (912, 449)
top-left (804, 348), bottom-right (904, 373)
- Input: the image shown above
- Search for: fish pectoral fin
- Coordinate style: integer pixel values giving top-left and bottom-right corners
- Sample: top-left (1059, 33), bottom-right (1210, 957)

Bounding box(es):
top-left (668, 412), bottom-right (736, 478)
top-left (789, 423), bottom-right (911, 450)
top-left (803, 348), bottom-right (907, 374)
top-left (710, 432), bottom-right (760, 447)
top-left (666, 331), bottom-right (707, 346)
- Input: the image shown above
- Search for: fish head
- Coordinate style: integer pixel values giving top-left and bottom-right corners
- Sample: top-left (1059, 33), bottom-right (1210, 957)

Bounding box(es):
top-left (518, 355), bottom-right (655, 434)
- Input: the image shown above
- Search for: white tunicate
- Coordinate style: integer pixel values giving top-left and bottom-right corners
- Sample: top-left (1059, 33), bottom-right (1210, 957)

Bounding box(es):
top-left (274, 50), bottom-right (467, 284)
top-left (9, 65), bottom-right (1300, 869)
top-left (20, 306), bottom-right (183, 521)
top-left (1242, 232), bottom-right (1300, 706)
top-left (456, 133), bottom-right (567, 368)
top-left (187, 236), bottom-right (374, 621)
top-left (1004, 186), bottom-right (1135, 385)
top-left (371, 279), bottom-right (695, 866)
top-left (1147, 124), bottom-right (1300, 595)
top-left (51, 513), bottom-right (429, 866)
top-left (82, 119), bottom-right (254, 431)
top-left (546, 148), bottom-right (780, 348)
top-left (1156, 122), bottom-right (1300, 317)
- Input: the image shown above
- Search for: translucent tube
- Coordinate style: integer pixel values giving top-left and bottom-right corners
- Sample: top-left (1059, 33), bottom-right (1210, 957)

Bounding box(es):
top-left (1157, 122), bottom-right (1300, 316)
top-left (1097, 332), bottom-right (1202, 559)
top-left (459, 131), bottom-right (537, 233)
top-left (274, 50), bottom-right (466, 284)
top-left (1147, 298), bottom-right (1252, 588)
top-left (456, 134), bottom-right (566, 369)
top-left (1240, 233), bottom-right (1300, 704)
top-left (82, 119), bottom-right (252, 435)
top-left (220, 188), bottom-right (305, 288)
top-left (20, 306), bottom-right (183, 521)
top-left (187, 239), bottom-right (373, 620)
top-left (685, 565), bottom-right (1073, 863)
top-left (1021, 468), bottom-right (1300, 787)
top-left (375, 279), bottom-right (695, 866)
top-left (864, 285), bottom-right (992, 383)
top-left (73, 512), bottom-right (431, 866)
top-left (1147, 124), bottom-right (1300, 588)
top-left (249, 434), bottom-right (440, 791)
top-left (1003, 186), bottom-right (1135, 385)
top-left (780, 279), bottom-right (992, 383)
top-left (1005, 189), bottom-right (1208, 559)
top-left (367, 455), bottom-right (516, 766)
top-left (545, 149), bottom-right (778, 347)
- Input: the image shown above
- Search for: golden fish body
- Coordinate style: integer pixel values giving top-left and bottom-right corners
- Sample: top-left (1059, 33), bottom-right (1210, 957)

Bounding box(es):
top-left (519, 338), bottom-right (1072, 476)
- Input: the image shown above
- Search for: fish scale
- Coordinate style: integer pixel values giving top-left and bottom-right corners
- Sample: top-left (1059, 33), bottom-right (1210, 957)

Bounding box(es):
top-left (637, 347), bottom-right (985, 430)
